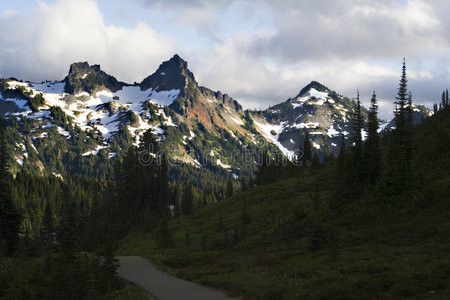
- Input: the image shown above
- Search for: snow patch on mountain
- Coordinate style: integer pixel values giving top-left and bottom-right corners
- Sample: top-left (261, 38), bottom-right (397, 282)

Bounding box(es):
top-left (291, 122), bottom-right (320, 129)
top-left (31, 82), bottom-right (65, 94)
top-left (326, 125), bottom-right (340, 137)
top-left (253, 119), bottom-right (295, 159)
top-left (57, 126), bottom-right (71, 138)
top-left (7, 81), bottom-right (29, 89)
top-left (194, 158), bottom-right (202, 168)
top-left (292, 88), bottom-right (329, 108)
top-left (307, 88), bottom-right (329, 99)
top-left (147, 89), bottom-right (180, 106)
top-left (82, 145), bottom-right (107, 156)
top-left (230, 116), bottom-right (244, 125)
top-left (216, 159), bottom-right (231, 169)
top-left (16, 143), bottom-right (28, 157)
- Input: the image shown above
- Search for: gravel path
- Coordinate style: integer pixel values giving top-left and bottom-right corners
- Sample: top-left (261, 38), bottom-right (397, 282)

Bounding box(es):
top-left (116, 256), bottom-right (233, 300)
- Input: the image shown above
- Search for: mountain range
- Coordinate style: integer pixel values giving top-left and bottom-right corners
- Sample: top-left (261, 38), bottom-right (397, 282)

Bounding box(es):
top-left (0, 55), bottom-right (431, 179)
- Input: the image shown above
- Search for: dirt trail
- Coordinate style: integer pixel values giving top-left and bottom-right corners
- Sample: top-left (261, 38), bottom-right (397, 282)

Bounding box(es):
top-left (116, 256), bottom-right (233, 300)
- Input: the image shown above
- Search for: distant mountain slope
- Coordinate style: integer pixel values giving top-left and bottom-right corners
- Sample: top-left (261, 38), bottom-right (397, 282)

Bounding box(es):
top-left (0, 55), bottom-right (261, 181)
top-left (252, 81), bottom-right (367, 159)
top-left (252, 81), bottom-right (432, 159)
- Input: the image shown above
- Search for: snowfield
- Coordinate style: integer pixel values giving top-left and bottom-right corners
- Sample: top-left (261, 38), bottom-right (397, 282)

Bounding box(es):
top-left (292, 88), bottom-right (330, 108)
top-left (2, 81), bottom-right (180, 141)
top-left (253, 119), bottom-right (295, 159)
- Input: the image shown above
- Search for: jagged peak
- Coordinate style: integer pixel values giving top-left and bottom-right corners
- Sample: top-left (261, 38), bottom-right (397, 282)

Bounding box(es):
top-left (68, 62), bottom-right (101, 75)
top-left (140, 54), bottom-right (196, 92)
top-left (64, 61), bottom-right (124, 94)
top-left (167, 53), bottom-right (186, 65)
top-left (297, 81), bottom-right (330, 97)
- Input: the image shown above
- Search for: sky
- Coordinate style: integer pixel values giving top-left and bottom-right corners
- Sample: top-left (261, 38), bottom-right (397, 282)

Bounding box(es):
top-left (1, 0), bottom-right (449, 120)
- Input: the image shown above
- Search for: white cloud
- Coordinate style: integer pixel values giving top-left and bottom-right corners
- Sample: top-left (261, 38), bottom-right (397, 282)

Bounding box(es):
top-left (248, 0), bottom-right (448, 62)
top-left (186, 0), bottom-right (450, 120)
top-left (0, 0), bottom-right (174, 82)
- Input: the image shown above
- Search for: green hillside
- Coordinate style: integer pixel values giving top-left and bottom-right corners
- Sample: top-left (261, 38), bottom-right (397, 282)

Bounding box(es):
top-left (118, 108), bottom-right (450, 299)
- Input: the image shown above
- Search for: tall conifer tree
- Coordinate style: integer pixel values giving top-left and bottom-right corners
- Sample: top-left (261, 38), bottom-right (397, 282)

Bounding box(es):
top-left (351, 90), bottom-right (364, 186)
top-left (157, 152), bottom-right (169, 218)
top-left (226, 175), bottom-right (233, 198)
top-left (256, 148), bottom-right (270, 184)
top-left (365, 91), bottom-right (380, 186)
top-left (40, 201), bottom-right (55, 251)
top-left (395, 58), bottom-right (408, 134)
top-left (390, 59), bottom-right (413, 192)
top-left (0, 123), bottom-right (21, 255)
top-left (302, 130), bottom-right (312, 166)
top-left (352, 90), bottom-right (363, 152)
top-left (181, 181), bottom-right (193, 216)
top-left (446, 89), bottom-right (449, 107)
top-left (442, 91), bottom-right (446, 109)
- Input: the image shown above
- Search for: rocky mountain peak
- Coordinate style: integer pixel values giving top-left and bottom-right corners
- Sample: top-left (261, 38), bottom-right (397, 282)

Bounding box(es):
top-left (68, 62), bottom-right (98, 75)
top-left (296, 81), bottom-right (330, 98)
top-left (255, 81), bottom-right (369, 160)
top-left (64, 62), bottom-right (125, 95)
top-left (140, 54), bottom-right (197, 92)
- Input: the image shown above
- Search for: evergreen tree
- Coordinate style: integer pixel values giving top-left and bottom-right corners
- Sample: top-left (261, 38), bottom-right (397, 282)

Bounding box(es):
top-left (442, 91), bottom-right (446, 109)
top-left (312, 152), bottom-right (320, 168)
top-left (387, 59), bottom-right (414, 194)
top-left (58, 200), bottom-right (77, 261)
top-left (226, 175), bottom-right (233, 198)
top-left (441, 89), bottom-right (449, 109)
top-left (445, 89), bottom-right (449, 108)
top-left (407, 91), bottom-right (413, 125)
top-left (240, 177), bottom-right (248, 192)
top-left (138, 130), bottom-right (159, 224)
top-left (365, 91), bottom-right (381, 187)
top-left (0, 124), bottom-right (21, 255)
top-left (157, 152), bottom-right (169, 217)
top-left (351, 90), bottom-right (364, 186)
top-left (404, 92), bottom-right (414, 175)
top-left (301, 130), bottom-right (312, 166)
top-left (338, 134), bottom-right (346, 158)
top-left (256, 148), bottom-right (270, 185)
top-left (40, 201), bottom-right (55, 252)
top-left (174, 183), bottom-right (183, 217)
top-left (181, 181), bottom-right (193, 216)
top-left (121, 147), bottom-right (141, 227)
top-left (332, 135), bottom-right (347, 207)
top-left (352, 90), bottom-right (363, 152)
top-left (395, 58), bottom-right (408, 134)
